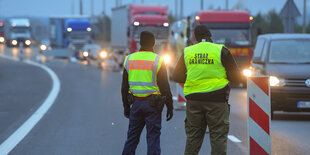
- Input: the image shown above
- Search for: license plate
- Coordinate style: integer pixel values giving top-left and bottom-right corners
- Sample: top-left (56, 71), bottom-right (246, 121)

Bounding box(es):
top-left (297, 101), bottom-right (310, 108)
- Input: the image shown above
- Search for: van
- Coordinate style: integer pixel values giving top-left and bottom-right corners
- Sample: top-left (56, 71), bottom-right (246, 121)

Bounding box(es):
top-left (251, 34), bottom-right (310, 119)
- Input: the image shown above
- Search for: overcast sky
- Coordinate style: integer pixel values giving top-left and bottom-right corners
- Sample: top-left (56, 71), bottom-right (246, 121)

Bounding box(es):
top-left (0, 0), bottom-right (308, 18)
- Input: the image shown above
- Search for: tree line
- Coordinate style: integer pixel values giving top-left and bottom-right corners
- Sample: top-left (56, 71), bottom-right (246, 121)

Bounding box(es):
top-left (253, 10), bottom-right (310, 34)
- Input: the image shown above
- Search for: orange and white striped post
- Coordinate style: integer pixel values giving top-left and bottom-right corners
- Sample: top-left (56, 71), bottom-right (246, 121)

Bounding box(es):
top-left (175, 83), bottom-right (186, 109)
top-left (247, 77), bottom-right (271, 155)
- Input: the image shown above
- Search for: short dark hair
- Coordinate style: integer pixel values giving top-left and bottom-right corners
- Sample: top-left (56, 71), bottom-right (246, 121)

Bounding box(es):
top-left (194, 25), bottom-right (212, 42)
top-left (140, 31), bottom-right (155, 47)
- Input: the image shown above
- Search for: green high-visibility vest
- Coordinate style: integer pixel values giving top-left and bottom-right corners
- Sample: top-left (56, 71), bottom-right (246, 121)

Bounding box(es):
top-left (124, 51), bottom-right (163, 97)
top-left (184, 42), bottom-right (229, 96)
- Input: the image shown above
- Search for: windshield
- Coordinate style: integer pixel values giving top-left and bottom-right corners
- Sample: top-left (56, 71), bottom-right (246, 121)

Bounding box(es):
top-left (269, 39), bottom-right (310, 64)
top-left (12, 27), bottom-right (30, 34)
top-left (209, 29), bottom-right (250, 46)
top-left (133, 26), bottom-right (169, 40)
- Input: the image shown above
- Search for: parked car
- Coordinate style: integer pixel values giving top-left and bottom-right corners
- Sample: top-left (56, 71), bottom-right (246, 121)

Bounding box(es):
top-left (251, 34), bottom-right (310, 119)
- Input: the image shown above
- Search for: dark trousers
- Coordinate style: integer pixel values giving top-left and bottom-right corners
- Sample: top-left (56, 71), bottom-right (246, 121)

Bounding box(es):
top-left (184, 100), bottom-right (230, 155)
top-left (122, 98), bottom-right (162, 155)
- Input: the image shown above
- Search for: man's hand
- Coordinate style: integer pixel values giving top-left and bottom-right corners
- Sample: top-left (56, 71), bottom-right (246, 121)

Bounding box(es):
top-left (124, 106), bottom-right (130, 118)
top-left (166, 108), bottom-right (173, 121)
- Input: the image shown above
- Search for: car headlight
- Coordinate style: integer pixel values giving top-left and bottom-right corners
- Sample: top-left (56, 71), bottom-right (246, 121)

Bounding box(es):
top-left (99, 50), bottom-right (107, 59)
top-left (25, 40), bottom-right (31, 45)
top-left (242, 69), bottom-right (252, 77)
top-left (11, 40), bottom-right (18, 45)
top-left (83, 51), bottom-right (89, 57)
top-left (163, 54), bottom-right (171, 64)
top-left (40, 44), bottom-right (47, 51)
top-left (270, 76), bottom-right (285, 87)
top-left (0, 37), bottom-right (5, 43)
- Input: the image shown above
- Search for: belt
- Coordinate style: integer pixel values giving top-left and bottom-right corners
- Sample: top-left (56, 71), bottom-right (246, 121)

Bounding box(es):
top-left (134, 94), bottom-right (158, 100)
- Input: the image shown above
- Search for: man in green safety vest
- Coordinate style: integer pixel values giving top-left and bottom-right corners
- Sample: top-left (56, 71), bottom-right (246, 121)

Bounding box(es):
top-left (172, 25), bottom-right (241, 155)
top-left (121, 31), bottom-right (173, 155)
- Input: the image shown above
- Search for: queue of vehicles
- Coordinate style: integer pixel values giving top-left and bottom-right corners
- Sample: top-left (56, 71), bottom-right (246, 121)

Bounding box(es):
top-left (169, 10), bottom-right (310, 117)
top-left (1, 9), bottom-right (309, 117)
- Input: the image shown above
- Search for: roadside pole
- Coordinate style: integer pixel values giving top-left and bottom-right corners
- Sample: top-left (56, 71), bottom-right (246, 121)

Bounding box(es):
top-left (302, 0), bottom-right (307, 33)
top-left (247, 77), bottom-right (271, 155)
top-left (175, 83), bottom-right (186, 110)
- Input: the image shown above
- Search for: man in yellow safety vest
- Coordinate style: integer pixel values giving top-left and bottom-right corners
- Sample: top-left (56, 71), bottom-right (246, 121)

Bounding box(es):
top-left (172, 25), bottom-right (241, 155)
top-left (121, 31), bottom-right (173, 155)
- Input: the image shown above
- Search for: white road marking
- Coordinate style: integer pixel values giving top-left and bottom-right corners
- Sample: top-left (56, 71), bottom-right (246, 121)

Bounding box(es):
top-left (173, 96), bottom-right (178, 100)
top-left (0, 55), bottom-right (61, 154)
top-left (228, 135), bottom-right (242, 143)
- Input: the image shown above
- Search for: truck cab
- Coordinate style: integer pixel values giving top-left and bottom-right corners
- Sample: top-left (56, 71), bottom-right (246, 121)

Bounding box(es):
top-left (50, 17), bottom-right (92, 57)
top-left (64, 19), bottom-right (92, 51)
top-left (127, 5), bottom-right (169, 53)
top-left (7, 18), bottom-right (32, 47)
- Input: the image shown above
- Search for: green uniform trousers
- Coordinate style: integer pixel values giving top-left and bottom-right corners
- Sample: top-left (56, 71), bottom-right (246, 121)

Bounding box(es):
top-left (184, 100), bottom-right (230, 155)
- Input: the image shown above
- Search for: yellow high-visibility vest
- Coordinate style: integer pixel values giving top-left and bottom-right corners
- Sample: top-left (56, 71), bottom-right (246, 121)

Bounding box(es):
top-left (124, 51), bottom-right (163, 97)
top-left (184, 42), bottom-right (229, 96)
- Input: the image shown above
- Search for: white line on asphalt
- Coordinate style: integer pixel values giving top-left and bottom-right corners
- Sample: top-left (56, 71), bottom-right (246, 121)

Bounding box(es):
top-left (0, 55), bottom-right (61, 155)
top-left (228, 135), bottom-right (242, 143)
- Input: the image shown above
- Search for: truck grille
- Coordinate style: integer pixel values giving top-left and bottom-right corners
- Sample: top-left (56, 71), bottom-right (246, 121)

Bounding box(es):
top-left (285, 79), bottom-right (309, 88)
top-left (73, 43), bottom-right (85, 51)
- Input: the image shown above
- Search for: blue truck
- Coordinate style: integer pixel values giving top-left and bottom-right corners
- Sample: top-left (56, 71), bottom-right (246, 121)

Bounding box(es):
top-left (50, 17), bottom-right (92, 52)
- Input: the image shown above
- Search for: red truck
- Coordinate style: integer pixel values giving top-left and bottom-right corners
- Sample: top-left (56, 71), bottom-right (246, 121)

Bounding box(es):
top-left (0, 20), bottom-right (5, 44)
top-left (191, 11), bottom-right (254, 85)
top-left (111, 5), bottom-right (170, 68)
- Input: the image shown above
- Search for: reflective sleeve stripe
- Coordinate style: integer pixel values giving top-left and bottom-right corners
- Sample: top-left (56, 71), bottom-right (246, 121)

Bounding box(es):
top-left (129, 81), bottom-right (155, 86)
top-left (152, 55), bottom-right (160, 94)
top-left (152, 55), bottom-right (160, 83)
top-left (129, 89), bottom-right (158, 94)
top-left (124, 54), bottom-right (131, 71)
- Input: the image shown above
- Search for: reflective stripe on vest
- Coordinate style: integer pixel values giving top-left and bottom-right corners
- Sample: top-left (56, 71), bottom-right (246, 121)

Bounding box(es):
top-left (124, 52), bottom-right (162, 97)
top-left (184, 42), bottom-right (229, 96)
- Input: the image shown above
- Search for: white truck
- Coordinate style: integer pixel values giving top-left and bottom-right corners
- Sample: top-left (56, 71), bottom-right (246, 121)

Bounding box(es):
top-left (6, 18), bottom-right (32, 47)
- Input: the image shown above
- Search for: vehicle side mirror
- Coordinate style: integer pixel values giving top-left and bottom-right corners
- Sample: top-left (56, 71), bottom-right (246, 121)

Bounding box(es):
top-left (252, 58), bottom-right (264, 65)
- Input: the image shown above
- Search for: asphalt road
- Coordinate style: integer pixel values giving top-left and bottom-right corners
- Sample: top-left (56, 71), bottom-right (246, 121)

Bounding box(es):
top-left (0, 57), bottom-right (51, 144)
top-left (0, 45), bottom-right (310, 155)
